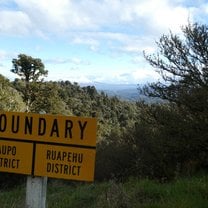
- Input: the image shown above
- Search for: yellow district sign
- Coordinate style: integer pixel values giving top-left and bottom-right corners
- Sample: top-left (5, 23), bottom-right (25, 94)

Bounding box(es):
top-left (0, 140), bottom-right (33, 175)
top-left (0, 111), bottom-right (97, 147)
top-left (0, 111), bottom-right (97, 181)
top-left (34, 144), bottom-right (96, 181)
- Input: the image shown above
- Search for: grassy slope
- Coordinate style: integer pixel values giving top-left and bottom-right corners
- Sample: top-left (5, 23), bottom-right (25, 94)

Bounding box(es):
top-left (0, 175), bottom-right (208, 208)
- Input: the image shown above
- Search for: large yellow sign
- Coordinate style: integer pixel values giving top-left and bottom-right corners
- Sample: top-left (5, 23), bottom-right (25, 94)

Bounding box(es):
top-left (35, 144), bottom-right (96, 181)
top-left (0, 140), bottom-right (33, 175)
top-left (0, 111), bottom-right (96, 147)
top-left (0, 111), bottom-right (97, 181)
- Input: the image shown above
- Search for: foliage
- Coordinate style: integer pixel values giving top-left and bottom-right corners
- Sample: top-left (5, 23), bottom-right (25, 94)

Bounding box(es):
top-left (11, 54), bottom-right (48, 111)
top-left (125, 102), bottom-right (205, 180)
top-left (137, 22), bottom-right (208, 179)
top-left (142, 22), bottom-right (208, 123)
top-left (1, 175), bottom-right (208, 208)
top-left (55, 81), bottom-right (138, 141)
top-left (0, 75), bottom-right (25, 111)
top-left (95, 101), bottom-right (202, 181)
top-left (29, 81), bottom-right (71, 114)
top-left (95, 128), bottom-right (135, 180)
top-left (11, 54), bottom-right (48, 82)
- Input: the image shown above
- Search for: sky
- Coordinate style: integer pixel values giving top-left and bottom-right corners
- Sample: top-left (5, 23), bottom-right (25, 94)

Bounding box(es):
top-left (0, 0), bottom-right (208, 85)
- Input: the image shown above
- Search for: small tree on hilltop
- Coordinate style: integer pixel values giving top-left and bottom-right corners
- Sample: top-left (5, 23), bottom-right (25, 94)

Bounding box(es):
top-left (11, 54), bottom-right (48, 112)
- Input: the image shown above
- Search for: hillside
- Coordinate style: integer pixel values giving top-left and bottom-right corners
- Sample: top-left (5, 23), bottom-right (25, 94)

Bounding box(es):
top-left (0, 74), bottom-right (207, 190)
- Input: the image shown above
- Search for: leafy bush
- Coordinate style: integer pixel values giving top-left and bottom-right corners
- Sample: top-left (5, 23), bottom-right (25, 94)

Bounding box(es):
top-left (95, 129), bottom-right (135, 181)
top-left (96, 102), bottom-right (207, 182)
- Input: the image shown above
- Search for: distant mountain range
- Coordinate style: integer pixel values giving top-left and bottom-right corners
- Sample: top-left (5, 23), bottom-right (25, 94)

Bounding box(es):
top-left (81, 82), bottom-right (147, 101)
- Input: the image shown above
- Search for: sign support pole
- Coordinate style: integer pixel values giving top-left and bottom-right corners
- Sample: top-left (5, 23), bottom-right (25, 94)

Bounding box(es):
top-left (25, 110), bottom-right (47, 208)
top-left (25, 176), bottom-right (47, 208)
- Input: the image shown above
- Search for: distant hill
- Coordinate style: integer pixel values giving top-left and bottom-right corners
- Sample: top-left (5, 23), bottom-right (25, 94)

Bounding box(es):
top-left (80, 82), bottom-right (162, 102)
top-left (81, 82), bottom-right (147, 101)
top-left (100, 88), bottom-right (139, 101)
top-left (89, 83), bottom-right (139, 101)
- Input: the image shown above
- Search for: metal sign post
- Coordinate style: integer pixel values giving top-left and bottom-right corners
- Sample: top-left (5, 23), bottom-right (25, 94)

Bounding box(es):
top-left (25, 176), bottom-right (47, 208)
top-left (25, 111), bottom-right (47, 208)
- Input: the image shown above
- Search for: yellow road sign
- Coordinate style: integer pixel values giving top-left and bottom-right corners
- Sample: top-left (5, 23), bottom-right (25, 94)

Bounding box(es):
top-left (0, 111), bottom-right (97, 147)
top-left (0, 140), bottom-right (33, 175)
top-left (34, 144), bottom-right (96, 181)
top-left (0, 111), bottom-right (97, 181)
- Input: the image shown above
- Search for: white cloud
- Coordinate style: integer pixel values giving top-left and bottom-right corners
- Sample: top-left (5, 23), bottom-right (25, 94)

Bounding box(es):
top-left (0, 10), bottom-right (31, 35)
top-left (191, 2), bottom-right (208, 23)
top-left (0, 50), bottom-right (8, 60)
top-left (44, 57), bottom-right (91, 65)
top-left (0, 50), bottom-right (17, 61)
top-left (72, 37), bottom-right (100, 51)
top-left (0, 0), bottom-right (196, 37)
top-left (15, 0), bottom-right (97, 33)
top-left (71, 31), bottom-right (156, 55)
top-left (114, 69), bottom-right (160, 84)
top-left (0, 62), bottom-right (16, 80)
top-left (45, 64), bottom-right (160, 85)
top-left (47, 73), bottom-right (92, 83)
top-left (131, 0), bottom-right (192, 35)
top-left (131, 69), bottom-right (160, 82)
top-left (90, 66), bottom-right (160, 84)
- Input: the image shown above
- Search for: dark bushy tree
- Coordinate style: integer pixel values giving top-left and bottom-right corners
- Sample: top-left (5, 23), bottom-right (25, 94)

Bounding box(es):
top-left (129, 103), bottom-right (203, 180)
top-left (142, 22), bottom-right (208, 116)
top-left (139, 22), bottom-right (208, 177)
